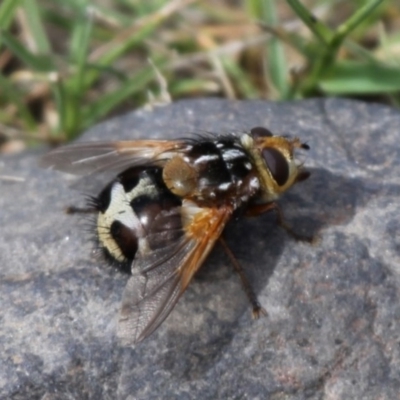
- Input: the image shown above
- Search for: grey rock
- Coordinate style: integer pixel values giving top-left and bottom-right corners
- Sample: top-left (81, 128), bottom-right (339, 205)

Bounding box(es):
top-left (1, 98), bottom-right (400, 400)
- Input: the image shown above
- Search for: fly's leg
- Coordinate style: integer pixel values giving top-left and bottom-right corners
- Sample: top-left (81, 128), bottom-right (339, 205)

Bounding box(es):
top-left (246, 202), bottom-right (314, 243)
top-left (219, 236), bottom-right (267, 319)
top-left (65, 206), bottom-right (97, 214)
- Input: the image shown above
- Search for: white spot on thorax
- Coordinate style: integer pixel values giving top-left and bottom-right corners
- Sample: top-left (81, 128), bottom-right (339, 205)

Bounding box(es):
top-left (194, 154), bottom-right (219, 164)
top-left (218, 182), bottom-right (233, 191)
top-left (249, 176), bottom-right (260, 190)
top-left (244, 162), bottom-right (252, 170)
top-left (221, 148), bottom-right (245, 161)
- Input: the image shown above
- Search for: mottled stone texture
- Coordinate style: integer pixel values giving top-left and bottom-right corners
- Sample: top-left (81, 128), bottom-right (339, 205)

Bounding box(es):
top-left (1, 98), bottom-right (400, 399)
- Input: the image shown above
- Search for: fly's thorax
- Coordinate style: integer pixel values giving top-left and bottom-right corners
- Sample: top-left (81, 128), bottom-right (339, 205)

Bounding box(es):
top-left (239, 127), bottom-right (310, 203)
top-left (95, 167), bottom-right (182, 265)
top-left (162, 137), bottom-right (261, 208)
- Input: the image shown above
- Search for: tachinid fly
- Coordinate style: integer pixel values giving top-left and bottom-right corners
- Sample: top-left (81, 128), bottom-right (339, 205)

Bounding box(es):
top-left (41, 126), bottom-right (310, 345)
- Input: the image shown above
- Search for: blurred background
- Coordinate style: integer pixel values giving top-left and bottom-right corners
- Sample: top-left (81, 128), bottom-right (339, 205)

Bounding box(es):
top-left (0, 0), bottom-right (399, 153)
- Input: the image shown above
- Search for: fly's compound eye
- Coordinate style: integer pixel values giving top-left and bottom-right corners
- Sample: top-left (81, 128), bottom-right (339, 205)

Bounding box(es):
top-left (250, 126), bottom-right (273, 138)
top-left (262, 147), bottom-right (289, 186)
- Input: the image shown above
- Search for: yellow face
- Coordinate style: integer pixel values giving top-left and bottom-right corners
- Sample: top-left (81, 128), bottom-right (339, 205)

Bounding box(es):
top-left (240, 128), bottom-right (310, 202)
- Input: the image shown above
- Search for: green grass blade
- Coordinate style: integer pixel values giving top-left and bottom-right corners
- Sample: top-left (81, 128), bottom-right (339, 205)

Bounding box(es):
top-left (260, 23), bottom-right (315, 60)
top-left (0, 0), bottom-right (21, 30)
top-left (82, 0), bottom-right (190, 91)
top-left (262, 0), bottom-right (289, 99)
top-left (52, 77), bottom-right (82, 140)
top-left (1, 31), bottom-right (53, 71)
top-left (21, 0), bottom-right (51, 54)
top-left (221, 56), bottom-right (259, 99)
top-left (97, 23), bottom-right (157, 67)
top-left (286, 0), bottom-right (333, 45)
top-left (79, 20), bottom-right (158, 92)
top-left (60, 7), bottom-right (94, 139)
top-left (81, 60), bottom-right (165, 130)
top-left (334, 0), bottom-right (384, 46)
top-left (319, 61), bottom-right (400, 94)
top-left (68, 7), bottom-right (93, 107)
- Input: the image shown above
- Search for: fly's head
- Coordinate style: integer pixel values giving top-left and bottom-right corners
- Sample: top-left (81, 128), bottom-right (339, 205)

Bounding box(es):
top-left (241, 126), bottom-right (310, 202)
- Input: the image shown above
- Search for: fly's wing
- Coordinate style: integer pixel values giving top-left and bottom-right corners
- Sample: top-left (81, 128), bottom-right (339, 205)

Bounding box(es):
top-left (40, 140), bottom-right (186, 176)
top-left (117, 202), bottom-right (233, 345)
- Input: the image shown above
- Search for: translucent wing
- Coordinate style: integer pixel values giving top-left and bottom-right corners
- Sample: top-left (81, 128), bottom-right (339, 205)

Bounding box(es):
top-left (40, 140), bottom-right (186, 176)
top-left (117, 202), bottom-right (233, 345)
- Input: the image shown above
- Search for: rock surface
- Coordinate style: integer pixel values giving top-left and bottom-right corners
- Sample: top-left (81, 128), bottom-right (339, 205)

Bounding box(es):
top-left (1, 98), bottom-right (400, 399)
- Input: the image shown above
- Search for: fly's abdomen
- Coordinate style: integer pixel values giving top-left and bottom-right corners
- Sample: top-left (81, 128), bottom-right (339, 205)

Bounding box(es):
top-left (95, 167), bottom-right (182, 266)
